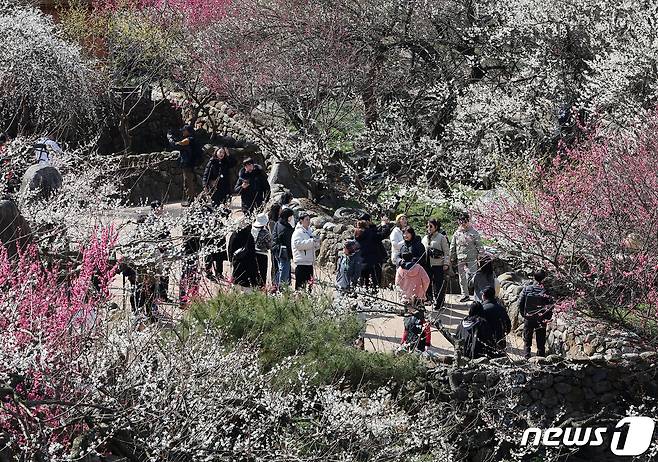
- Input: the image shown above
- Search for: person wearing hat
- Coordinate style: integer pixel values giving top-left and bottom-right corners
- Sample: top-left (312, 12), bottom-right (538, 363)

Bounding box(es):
top-left (235, 157), bottom-right (270, 214)
top-left (389, 214), bottom-right (408, 265)
top-left (203, 146), bottom-right (237, 206)
top-left (171, 124), bottom-right (202, 206)
top-left (251, 213), bottom-right (272, 287)
top-left (336, 239), bottom-right (363, 292)
top-left (450, 212), bottom-right (483, 302)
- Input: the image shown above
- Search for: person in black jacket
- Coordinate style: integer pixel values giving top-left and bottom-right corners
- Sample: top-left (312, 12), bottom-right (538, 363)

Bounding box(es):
top-left (203, 146), bottom-right (237, 206)
top-left (228, 222), bottom-right (258, 287)
top-left (170, 125), bottom-right (202, 206)
top-left (481, 286), bottom-right (511, 355)
top-left (397, 226), bottom-right (426, 269)
top-left (271, 208), bottom-right (294, 288)
top-left (234, 157), bottom-right (270, 214)
top-left (518, 269), bottom-right (554, 358)
top-left (455, 301), bottom-right (496, 359)
top-left (354, 219), bottom-right (381, 289)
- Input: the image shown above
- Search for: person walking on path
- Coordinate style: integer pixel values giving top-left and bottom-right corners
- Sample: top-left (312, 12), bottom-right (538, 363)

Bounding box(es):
top-left (481, 286), bottom-right (511, 355)
top-left (234, 157), bottom-right (270, 214)
top-left (252, 213), bottom-right (272, 288)
top-left (450, 212), bottom-right (483, 302)
top-left (422, 218), bottom-right (450, 309)
top-left (203, 146), bottom-right (237, 206)
top-left (272, 208), bottom-right (295, 288)
top-left (291, 213), bottom-right (321, 290)
top-left (518, 269), bottom-right (554, 359)
top-left (389, 214), bottom-right (408, 265)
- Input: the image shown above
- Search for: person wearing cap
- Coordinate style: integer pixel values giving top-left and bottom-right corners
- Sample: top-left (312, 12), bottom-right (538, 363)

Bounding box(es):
top-left (235, 157), bottom-right (270, 214)
top-left (336, 239), bottom-right (363, 292)
top-left (203, 146), bottom-right (237, 206)
top-left (389, 214), bottom-right (408, 265)
top-left (171, 124), bottom-right (202, 206)
top-left (450, 212), bottom-right (483, 302)
top-left (291, 213), bottom-right (321, 290)
top-left (251, 213), bottom-right (272, 287)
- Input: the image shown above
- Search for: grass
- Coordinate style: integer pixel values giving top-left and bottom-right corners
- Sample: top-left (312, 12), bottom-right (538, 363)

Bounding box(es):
top-left (183, 290), bottom-right (423, 388)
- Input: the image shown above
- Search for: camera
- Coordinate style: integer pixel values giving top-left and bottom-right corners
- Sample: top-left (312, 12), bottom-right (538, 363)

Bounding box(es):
top-left (428, 247), bottom-right (443, 259)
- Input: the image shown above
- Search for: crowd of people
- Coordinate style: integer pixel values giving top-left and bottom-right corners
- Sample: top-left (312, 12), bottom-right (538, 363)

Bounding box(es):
top-left (115, 125), bottom-right (556, 359)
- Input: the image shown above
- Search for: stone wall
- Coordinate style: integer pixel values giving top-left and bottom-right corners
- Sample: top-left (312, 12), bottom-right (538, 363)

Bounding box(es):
top-left (422, 354), bottom-right (658, 461)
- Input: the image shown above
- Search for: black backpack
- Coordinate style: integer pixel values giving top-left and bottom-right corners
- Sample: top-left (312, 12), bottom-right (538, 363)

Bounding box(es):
top-left (404, 315), bottom-right (427, 350)
top-left (457, 317), bottom-right (484, 359)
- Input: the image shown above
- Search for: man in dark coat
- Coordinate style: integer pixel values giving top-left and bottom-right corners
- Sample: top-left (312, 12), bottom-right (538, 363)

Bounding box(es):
top-left (518, 269), bottom-right (554, 358)
top-left (455, 301), bottom-right (496, 359)
top-left (481, 286), bottom-right (511, 355)
top-left (234, 157), bottom-right (270, 214)
top-left (203, 146), bottom-right (237, 206)
top-left (170, 124), bottom-right (202, 206)
top-left (228, 223), bottom-right (258, 287)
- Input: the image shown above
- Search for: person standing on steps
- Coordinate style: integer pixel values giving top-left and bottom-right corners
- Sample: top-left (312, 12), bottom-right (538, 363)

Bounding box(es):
top-left (169, 124), bottom-right (202, 207)
top-left (336, 239), bottom-right (363, 293)
top-left (422, 218), bottom-right (450, 309)
top-left (470, 252), bottom-right (499, 303)
top-left (518, 269), bottom-right (554, 359)
top-left (450, 212), bottom-right (483, 302)
top-left (271, 208), bottom-right (295, 288)
top-left (291, 213), bottom-right (321, 290)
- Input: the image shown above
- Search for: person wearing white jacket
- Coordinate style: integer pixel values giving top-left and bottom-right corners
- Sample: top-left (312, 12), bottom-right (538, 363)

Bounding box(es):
top-left (389, 214), bottom-right (407, 265)
top-left (292, 213), bottom-right (321, 290)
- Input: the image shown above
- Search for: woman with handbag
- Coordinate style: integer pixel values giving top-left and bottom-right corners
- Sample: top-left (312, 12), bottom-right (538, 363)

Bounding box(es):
top-left (421, 219), bottom-right (450, 309)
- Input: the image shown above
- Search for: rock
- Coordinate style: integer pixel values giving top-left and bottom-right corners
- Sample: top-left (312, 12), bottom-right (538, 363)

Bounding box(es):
top-left (323, 222), bottom-right (336, 231)
top-left (640, 351), bottom-right (657, 360)
top-left (498, 272), bottom-right (515, 282)
top-left (332, 224), bottom-right (347, 234)
top-left (311, 216), bottom-right (330, 228)
top-left (554, 382), bottom-right (572, 395)
top-left (20, 164), bottom-right (63, 199)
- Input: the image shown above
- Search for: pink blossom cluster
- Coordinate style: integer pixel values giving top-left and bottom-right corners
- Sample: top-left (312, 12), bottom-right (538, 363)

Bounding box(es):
top-left (0, 227), bottom-right (116, 454)
top-left (92, 0), bottom-right (230, 28)
top-left (474, 112), bottom-right (658, 321)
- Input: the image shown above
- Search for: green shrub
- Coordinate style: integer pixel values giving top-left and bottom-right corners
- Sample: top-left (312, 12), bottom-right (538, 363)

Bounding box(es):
top-left (185, 290), bottom-right (423, 388)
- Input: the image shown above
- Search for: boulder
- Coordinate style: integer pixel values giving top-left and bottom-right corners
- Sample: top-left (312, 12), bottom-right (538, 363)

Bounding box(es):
top-left (20, 164), bottom-right (63, 200)
top-left (0, 200), bottom-right (32, 258)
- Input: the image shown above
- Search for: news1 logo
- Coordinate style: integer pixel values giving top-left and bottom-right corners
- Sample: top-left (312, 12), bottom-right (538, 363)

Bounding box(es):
top-left (521, 417), bottom-right (655, 456)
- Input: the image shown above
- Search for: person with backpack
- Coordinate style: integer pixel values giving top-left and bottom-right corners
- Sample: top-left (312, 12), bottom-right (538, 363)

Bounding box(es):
top-left (203, 146), bottom-right (237, 206)
top-left (401, 307), bottom-right (432, 353)
top-left (518, 269), bottom-right (554, 358)
top-left (171, 124), bottom-right (203, 207)
top-left (455, 301), bottom-right (496, 359)
top-left (252, 213), bottom-right (272, 288)
top-left (235, 157), bottom-right (270, 214)
top-left (481, 286), bottom-right (511, 355)
top-left (33, 132), bottom-right (62, 165)
top-left (422, 218), bottom-right (450, 309)
top-left (450, 212), bottom-right (483, 302)
top-left (271, 208), bottom-right (295, 288)
top-left (228, 221), bottom-right (258, 288)
top-left (336, 239), bottom-right (363, 293)
top-left (291, 213), bottom-right (321, 290)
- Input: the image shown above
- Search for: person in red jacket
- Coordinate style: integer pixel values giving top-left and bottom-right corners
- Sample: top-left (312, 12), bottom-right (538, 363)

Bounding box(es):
top-left (401, 307), bottom-right (432, 352)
